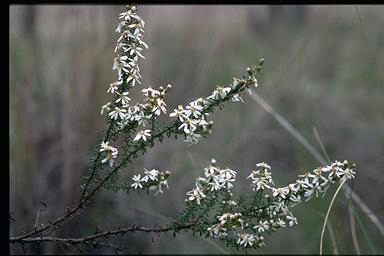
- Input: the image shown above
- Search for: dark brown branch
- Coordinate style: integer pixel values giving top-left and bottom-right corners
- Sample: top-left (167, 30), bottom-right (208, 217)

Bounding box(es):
top-left (10, 223), bottom-right (196, 245)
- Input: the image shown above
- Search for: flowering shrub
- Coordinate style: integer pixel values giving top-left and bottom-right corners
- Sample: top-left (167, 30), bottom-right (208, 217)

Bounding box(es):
top-left (9, 5), bottom-right (356, 253)
top-left (176, 159), bottom-right (355, 249)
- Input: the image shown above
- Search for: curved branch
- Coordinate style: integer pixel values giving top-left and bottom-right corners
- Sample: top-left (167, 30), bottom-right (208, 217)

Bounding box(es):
top-left (10, 223), bottom-right (196, 245)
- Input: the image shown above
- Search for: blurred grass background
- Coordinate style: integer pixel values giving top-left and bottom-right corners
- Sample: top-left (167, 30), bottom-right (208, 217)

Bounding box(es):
top-left (9, 5), bottom-right (384, 254)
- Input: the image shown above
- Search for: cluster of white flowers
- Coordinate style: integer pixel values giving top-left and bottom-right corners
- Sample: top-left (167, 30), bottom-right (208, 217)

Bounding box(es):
top-left (100, 141), bottom-right (118, 167)
top-left (102, 6), bottom-right (262, 156)
top-left (114, 5), bottom-right (147, 86)
top-left (247, 162), bottom-right (274, 191)
top-left (185, 159), bottom-right (237, 205)
top-left (102, 5), bottom-right (147, 118)
top-left (248, 160), bottom-right (356, 205)
top-left (101, 6), bottom-right (147, 125)
top-left (131, 84), bottom-right (172, 142)
top-left (141, 85), bottom-right (170, 116)
top-left (99, 5), bottom-right (150, 167)
top-left (185, 159), bottom-right (355, 249)
top-left (169, 75), bottom-right (258, 146)
top-left (207, 75), bottom-right (257, 101)
top-left (169, 98), bottom-right (212, 145)
top-left (207, 212), bottom-right (244, 238)
top-left (101, 5), bottom-right (174, 152)
top-left (130, 168), bottom-right (171, 196)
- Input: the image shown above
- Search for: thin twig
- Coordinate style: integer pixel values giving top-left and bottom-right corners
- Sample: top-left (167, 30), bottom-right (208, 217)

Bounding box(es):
top-left (33, 210), bottom-right (41, 230)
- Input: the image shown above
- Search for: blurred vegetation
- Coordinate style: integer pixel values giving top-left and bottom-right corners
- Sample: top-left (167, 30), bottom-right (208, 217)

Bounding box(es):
top-left (9, 5), bottom-right (384, 254)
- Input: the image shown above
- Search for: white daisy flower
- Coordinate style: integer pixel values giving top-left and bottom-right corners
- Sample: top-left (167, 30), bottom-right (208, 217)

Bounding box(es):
top-left (237, 233), bottom-right (256, 247)
top-left (186, 186), bottom-right (206, 205)
top-left (131, 174), bottom-right (144, 189)
top-left (152, 98), bottom-right (167, 116)
top-left (100, 141), bottom-right (113, 152)
top-left (185, 101), bottom-right (202, 119)
top-left (134, 129), bottom-right (151, 141)
top-left (342, 168), bottom-right (356, 180)
top-left (254, 220), bottom-right (269, 233)
top-left (107, 80), bottom-right (123, 94)
top-left (115, 92), bottom-right (131, 105)
top-left (179, 118), bottom-right (197, 134)
top-left (134, 112), bottom-right (149, 127)
top-left (109, 107), bottom-right (127, 120)
top-left (170, 105), bottom-right (187, 122)
top-left (143, 168), bottom-right (159, 182)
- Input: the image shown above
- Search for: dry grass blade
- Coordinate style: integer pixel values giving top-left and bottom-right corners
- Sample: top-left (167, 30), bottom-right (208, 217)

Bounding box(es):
top-left (320, 178), bottom-right (347, 255)
top-left (326, 218), bottom-right (339, 255)
top-left (353, 5), bottom-right (384, 87)
top-left (349, 203), bottom-right (361, 255)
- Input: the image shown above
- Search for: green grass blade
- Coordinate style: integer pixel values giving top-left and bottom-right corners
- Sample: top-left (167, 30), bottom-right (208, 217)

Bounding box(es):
top-left (350, 203), bottom-right (378, 254)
